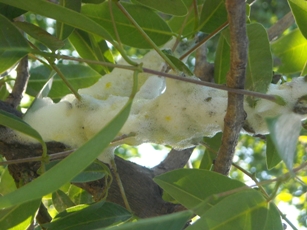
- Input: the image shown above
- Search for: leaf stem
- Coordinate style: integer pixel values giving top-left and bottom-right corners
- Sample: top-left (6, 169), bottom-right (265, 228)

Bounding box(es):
top-left (114, 1), bottom-right (177, 70)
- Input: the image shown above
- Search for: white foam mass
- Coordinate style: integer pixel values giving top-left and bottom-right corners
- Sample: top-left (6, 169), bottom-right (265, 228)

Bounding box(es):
top-left (12, 48), bottom-right (307, 157)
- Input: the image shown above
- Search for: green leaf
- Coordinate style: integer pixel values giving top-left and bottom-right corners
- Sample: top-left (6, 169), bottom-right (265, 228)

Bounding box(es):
top-left (0, 167), bottom-right (16, 195)
top-left (263, 203), bottom-right (283, 230)
top-left (187, 190), bottom-right (268, 230)
top-left (266, 114), bottom-right (302, 170)
top-left (44, 201), bottom-right (131, 230)
top-left (0, 14), bottom-right (30, 74)
top-left (163, 52), bottom-right (193, 75)
top-left (56, 0), bottom-right (82, 40)
top-left (0, 3), bottom-right (26, 20)
top-left (0, 0), bottom-right (114, 42)
top-left (302, 61), bottom-right (307, 76)
top-left (214, 33), bottom-right (230, 84)
top-left (71, 161), bottom-right (107, 183)
top-left (0, 85), bottom-right (135, 209)
top-left (199, 0), bottom-right (227, 34)
top-left (266, 135), bottom-right (282, 170)
top-left (106, 210), bottom-right (193, 230)
top-left (69, 30), bottom-right (113, 75)
top-left (272, 28), bottom-right (307, 74)
top-left (0, 110), bottom-right (47, 156)
top-left (133, 0), bottom-right (188, 16)
top-left (82, 0), bottom-right (105, 3)
top-left (167, 0), bottom-right (198, 37)
top-left (200, 133), bottom-right (223, 170)
top-left (14, 21), bottom-right (65, 51)
top-left (81, 2), bottom-right (172, 49)
top-left (67, 185), bottom-right (93, 205)
top-left (288, 0), bottom-right (307, 39)
top-left (52, 190), bottom-right (75, 213)
top-left (154, 169), bottom-right (246, 214)
top-left (0, 199), bottom-right (41, 230)
top-left (245, 23), bottom-right (272, 107)
top-left (27, 64), bottom-right (101, 100)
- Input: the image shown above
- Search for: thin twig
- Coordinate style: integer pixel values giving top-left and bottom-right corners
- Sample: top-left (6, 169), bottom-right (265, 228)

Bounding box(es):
top-left (267, 11), bottom-right (295, 41)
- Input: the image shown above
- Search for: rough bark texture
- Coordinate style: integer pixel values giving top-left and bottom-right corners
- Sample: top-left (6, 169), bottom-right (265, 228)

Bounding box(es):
top-left (213, 0), bottom-right (247, 175)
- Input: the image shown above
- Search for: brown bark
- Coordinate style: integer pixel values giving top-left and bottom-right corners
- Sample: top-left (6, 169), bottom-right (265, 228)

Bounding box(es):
top-left (213, 0), bottom-right (247, 175)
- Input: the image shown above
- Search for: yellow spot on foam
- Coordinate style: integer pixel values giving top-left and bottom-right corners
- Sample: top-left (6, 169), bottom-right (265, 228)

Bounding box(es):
top-left (105, 82), bottom-right (112, 89)
top-left (165, 116), bottom-right (171, 121)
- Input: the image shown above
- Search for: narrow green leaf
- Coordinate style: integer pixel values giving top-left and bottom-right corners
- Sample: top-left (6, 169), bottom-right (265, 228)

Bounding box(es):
top-left (288, 0), bottom-right (307, 39)
top-left (0, 110), bottom-right (47, 156)
top-left (133, 0), bottom-right (188, 16)
top-left (52, 190), bottom-right (75, 213)
top-left (0, 88), bottom-right (134, 209)
top-left (0, 0), bottom-right (114, 42)
top-left (0, 14), bottom-right (30, 74)
top-left (154, 169), bottom-right (246, 214)
top-left (302, 61), bottom-right (307, 76)
top-left (105, 210), bottom-right (193, 230)
top-left (0, 3), bottom-right (26, 20)
top-left (187, 190), bottom-right (268, 230)
top-left (263, 203), bottom-right (283, 230)
top-left (214, 33), bottom-right (230, 84)
top-left (27, 64), bottom-right (101, 100)
top-left (199, 0), bottom-right (227, 33)
top-left (82, 0), bottom-right (105, 3)
top-left (266, 135), bottom-right (282, 170)
top-left (245, 23), bottom-right (272, 107)
top-left (0, 199), bottom-right (41, 230)
top-left (69, 30), bottom-right (113, 75)
top-left (266, 114), bottom-right (302, 170)
top-left (272, 28), bottom-right (307, 74)
top-left (81, 2), bottom-right (172, 49)
top-left (71, 161), bottom-right (107, 183)
top-left (200, 133), bottom-right (223, 170)
top-left (14, 21), bottom-right (65, 51)
top-left (56, 0), bottom-right (82, 40)
top-left (44, 201), bottom-right (131, 230)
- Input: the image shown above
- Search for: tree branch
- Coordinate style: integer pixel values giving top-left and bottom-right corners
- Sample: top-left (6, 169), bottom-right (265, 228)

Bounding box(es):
top-left (267, 11), bottom-right (295, 41)
top-left (213, 0), bottom-right (247, 175)
top-left (5, 56), bottom-right (29, 109)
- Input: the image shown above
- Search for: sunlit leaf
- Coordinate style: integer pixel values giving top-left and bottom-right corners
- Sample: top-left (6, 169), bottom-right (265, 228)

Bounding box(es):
top-left (0, 14), bottom-right (30, 74)
top-left (199, 0), bottom-right (227, 33)
top-left (81, 1), bottom-right (172, 49)
top-left (106, 210), bottom-right (193, 230)
top-left (288, 0), bottom-right (307, 39)
top-left (154, 169), bottom-right (246, 214)
top-left (0, 199), bottom-right (41, 230)
top-left (0, 110), bottom-right (47, 156)
top-left (44, 201), bottom-right (131, 230)
top-left (14, 21), bottom-right (65, 51)
top-left (56, 0), bottom-right (81, 40)
top-left (272, 29), bottom-right (307, 74)
top-left (0, 167), bottom-right (16, 195)
top-left (133, 0), bottom-right (187, 16)
top-left (266, 135), bottom-right (282, 170)
top-left (0, 84), bottom-right (135, 209)
top-left (67, 185), bottom-right (93, 205)
top-left (163, 52), bottom-right (193, 76)
top-left (52, 190), bottom-right (75, 213)
top-left (27, 64), bottom-right (101, 100)
top-left (187, 190), bottom-right (268, 230)
top-left (266, 114), bottom-right (302, 170)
